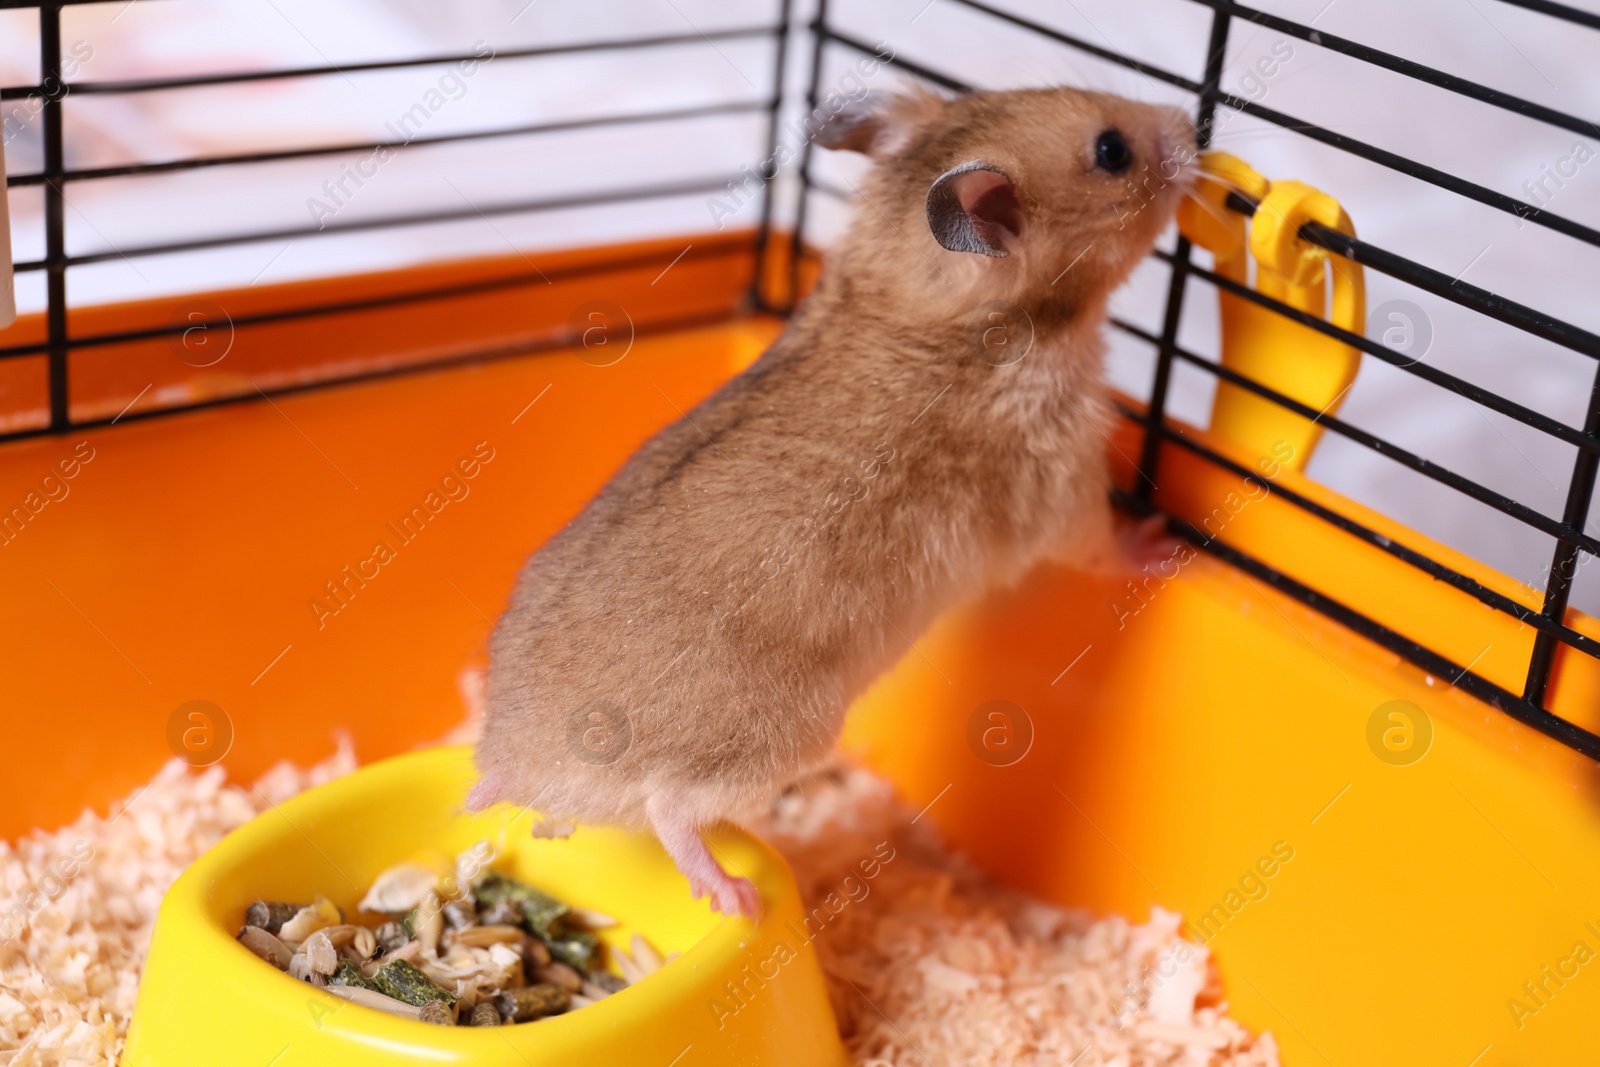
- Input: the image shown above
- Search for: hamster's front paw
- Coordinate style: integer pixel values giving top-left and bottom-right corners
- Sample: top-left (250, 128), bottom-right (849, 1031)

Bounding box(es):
top-left (1115, 514), bottom-right (1185, 573)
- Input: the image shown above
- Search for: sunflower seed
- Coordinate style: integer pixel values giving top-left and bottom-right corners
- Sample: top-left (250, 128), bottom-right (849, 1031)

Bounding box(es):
top-left (244, 901), bottom-right (304, 934)
top-left (358, 864), bottom-right (438, 915)
top-left (237, 926), bottom-right (292, 969)
top-left (452, 924), bottom-right (525, 948)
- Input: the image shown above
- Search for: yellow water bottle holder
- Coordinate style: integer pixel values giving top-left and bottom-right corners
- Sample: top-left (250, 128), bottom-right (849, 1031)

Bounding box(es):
top-left (1177, 152), bottom-right (1367, 473)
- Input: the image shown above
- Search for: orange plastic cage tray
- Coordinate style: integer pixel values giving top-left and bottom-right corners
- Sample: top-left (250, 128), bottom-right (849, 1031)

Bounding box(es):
top-left (2, 229), bottom-right (1599, 1067)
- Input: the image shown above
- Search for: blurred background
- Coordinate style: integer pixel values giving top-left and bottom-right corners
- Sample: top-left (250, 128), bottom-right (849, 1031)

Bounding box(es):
top-left (1, 0), bottom-right (1597, 610)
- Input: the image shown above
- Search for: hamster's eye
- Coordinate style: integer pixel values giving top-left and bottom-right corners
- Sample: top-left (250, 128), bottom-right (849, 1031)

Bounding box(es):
top-left (1094, 129), bottom-right (1131, 173)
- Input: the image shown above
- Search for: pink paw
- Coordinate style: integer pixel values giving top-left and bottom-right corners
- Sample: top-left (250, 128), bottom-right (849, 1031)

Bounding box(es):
top-left (1116, 515), bottom-right (1184, 572)
top-left (690, 872), bottom-right (763, 919)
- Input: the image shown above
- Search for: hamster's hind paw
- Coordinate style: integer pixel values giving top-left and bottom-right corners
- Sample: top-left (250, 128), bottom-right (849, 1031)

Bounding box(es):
top-left (696, 872), bottom-right (763, 919)
top-left (646, 792), bottom-right (765, 920)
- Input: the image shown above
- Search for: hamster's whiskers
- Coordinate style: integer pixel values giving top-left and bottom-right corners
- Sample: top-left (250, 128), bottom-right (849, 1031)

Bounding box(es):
top-left (1180, 188), bottom-right (1233, 228)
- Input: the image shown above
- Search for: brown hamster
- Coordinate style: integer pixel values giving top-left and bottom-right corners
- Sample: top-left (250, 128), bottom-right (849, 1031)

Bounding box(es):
top-left (470, 86), bottom-right (1195, 916)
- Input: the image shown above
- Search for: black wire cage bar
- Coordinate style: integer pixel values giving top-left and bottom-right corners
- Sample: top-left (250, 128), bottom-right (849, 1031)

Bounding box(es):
top-left (3, 0), bottom-right (1599, 759)
top-left (0, 0), bottom-right (794, 433)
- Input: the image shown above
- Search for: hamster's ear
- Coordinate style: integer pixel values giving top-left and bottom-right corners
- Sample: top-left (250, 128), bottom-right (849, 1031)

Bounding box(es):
top-left (925, 161), bottom-right (1022, 257)
top-left (815, 90), bottom-right (945, 159)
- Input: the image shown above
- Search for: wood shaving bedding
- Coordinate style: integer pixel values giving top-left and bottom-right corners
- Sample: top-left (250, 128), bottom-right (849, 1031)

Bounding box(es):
top-left (0, 745), bottom-right (1275, 1067)
top-left (758, 766), bottom-right (1279, 1067)
top-left (0, 744), bottom-right (356, 1066)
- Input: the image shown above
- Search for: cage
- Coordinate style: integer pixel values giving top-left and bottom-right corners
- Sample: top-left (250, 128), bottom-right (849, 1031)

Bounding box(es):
top-left (1, 0), bottom-right (1598, 1064)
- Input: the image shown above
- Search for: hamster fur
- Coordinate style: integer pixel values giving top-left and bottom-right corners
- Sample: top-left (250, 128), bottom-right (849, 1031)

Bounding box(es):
top-left (471, 86), bottom-right (1195, 915)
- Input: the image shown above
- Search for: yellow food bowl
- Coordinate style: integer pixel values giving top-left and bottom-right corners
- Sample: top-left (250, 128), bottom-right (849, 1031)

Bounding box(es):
top-left (124, 745), bottom-right (846, 1065)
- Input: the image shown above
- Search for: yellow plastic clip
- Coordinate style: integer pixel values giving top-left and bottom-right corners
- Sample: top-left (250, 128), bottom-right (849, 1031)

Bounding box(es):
top-left (1179, 156), bottom-right (1366, 473)
top-left (1175, 151), bottom-right (1269, 287)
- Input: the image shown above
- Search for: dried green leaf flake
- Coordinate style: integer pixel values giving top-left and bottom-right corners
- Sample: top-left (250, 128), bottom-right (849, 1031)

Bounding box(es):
top-left (543, 928), bottom-right (601, 971)
top-left (473, 872), bottom-right (569, 939)
top-left (328, 960), bottom-right (375, 990)
top-left (370, 959), bottom-right (457, 1008)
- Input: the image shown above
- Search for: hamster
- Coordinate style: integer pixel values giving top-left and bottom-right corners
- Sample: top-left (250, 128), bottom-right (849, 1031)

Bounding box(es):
top-left (470, 86), bottom-right (1195, 916)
